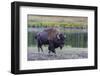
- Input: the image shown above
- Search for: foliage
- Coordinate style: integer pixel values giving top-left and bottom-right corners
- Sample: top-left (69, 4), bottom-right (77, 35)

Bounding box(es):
top-left (28, 22), bottom-right (87, 29)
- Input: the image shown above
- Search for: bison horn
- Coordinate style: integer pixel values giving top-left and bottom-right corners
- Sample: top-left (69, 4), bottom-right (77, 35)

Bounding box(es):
top-left (57, 34), bottom-right (60, 39)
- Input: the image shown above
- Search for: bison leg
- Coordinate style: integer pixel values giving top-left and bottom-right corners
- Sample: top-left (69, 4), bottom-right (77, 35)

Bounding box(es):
top-left (38, 45), bottom-right (43, 52)
top-left (38, 46), bottom-right (40, 52)
top-left (40, 46), bottom-right (43, 52)
top-left (37, 43), bottom-right (41, 52)
top-left (37, 39), bottom-right (43, 52)
top-left (48, 49), bottom-right (51, 54)
top-left (52, 49), bottom-right (57, 57)
top-left (48, 41), bottom-right (56, 54)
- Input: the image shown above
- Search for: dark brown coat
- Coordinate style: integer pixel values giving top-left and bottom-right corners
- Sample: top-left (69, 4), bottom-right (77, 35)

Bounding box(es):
top-left (44, 28), bottom-right (60, 40)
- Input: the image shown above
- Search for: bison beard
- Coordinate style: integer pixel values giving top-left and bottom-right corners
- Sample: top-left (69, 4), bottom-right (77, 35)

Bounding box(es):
top-left (48, 40), bottom-right (63, 54)
top-left (35, 28), bottom-right (65, 55)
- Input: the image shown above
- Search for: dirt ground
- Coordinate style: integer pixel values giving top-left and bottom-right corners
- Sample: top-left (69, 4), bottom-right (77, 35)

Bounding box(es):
top-left (27, 46), bottom-right (88, 61)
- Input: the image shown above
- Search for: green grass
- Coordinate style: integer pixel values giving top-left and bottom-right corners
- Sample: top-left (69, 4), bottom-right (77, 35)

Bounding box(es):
top-left (28, 22), bottom-right (87, 28)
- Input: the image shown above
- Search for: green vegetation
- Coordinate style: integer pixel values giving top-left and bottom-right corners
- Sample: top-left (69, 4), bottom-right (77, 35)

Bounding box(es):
top-left (28, 32), bottom-right (37, 46)
top-left (28, 22), bottom-right (87, 29)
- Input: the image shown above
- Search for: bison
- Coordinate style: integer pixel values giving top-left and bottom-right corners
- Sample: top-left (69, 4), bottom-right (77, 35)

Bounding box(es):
top-left (35, 28), bottom-right (65, 55)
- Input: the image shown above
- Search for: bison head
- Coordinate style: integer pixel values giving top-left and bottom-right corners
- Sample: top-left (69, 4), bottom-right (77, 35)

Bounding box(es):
top-left (56, 33), bottom-right (65, 49)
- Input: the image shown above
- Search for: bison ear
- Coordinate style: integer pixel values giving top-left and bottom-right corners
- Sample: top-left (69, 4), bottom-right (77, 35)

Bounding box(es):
top-left (57, 34), bottom-right (60, 39)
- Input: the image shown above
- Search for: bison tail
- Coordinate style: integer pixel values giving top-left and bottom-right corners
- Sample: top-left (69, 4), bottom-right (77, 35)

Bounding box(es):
top-left (35, 35), bottom-right (37, 39)
top-left (35, 33), bottom-right (40, 39)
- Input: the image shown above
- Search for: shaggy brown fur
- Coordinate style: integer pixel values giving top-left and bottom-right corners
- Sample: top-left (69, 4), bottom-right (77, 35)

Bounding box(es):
top-left (44, 28), bottom-right (60, 40)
